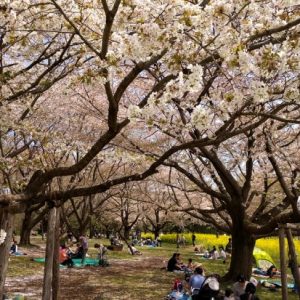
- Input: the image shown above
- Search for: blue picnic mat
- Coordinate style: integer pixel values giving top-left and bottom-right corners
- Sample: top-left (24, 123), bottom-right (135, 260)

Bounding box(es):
top-left (33, 257), bottom-right (99, 267)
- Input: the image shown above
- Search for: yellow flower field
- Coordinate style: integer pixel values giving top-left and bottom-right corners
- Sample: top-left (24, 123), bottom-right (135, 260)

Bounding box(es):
top-left (143, 233), bottom-right (300, 263)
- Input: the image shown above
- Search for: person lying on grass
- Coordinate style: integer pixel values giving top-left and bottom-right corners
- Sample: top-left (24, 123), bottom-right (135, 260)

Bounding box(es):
top-left (128, 243), bottom-right (142, 255)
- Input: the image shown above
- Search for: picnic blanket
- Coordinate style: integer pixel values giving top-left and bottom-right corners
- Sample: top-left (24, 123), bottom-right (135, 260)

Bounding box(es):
top-left (33, 257), bottom-right (100, 267)
top-left (260, 279), bottom-right (295, 289)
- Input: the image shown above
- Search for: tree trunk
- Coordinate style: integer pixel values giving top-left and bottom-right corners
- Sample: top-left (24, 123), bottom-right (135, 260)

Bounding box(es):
top-left (286, 228), bottom-right (300, 298)
top-left (224, 226), bottom-right (255, 281)
top-left (123, 227), bottom-right (130, 241)
top-left (0, 209), bottom-right (14, 300)
top-left (19, 209), bottom-right (33, 245)
top-left (42, 207), bottom-right (57, 300)
top-left (154, 228), bottom-right (160, 239)
top-left (52, 207), bottom-right (61, 300)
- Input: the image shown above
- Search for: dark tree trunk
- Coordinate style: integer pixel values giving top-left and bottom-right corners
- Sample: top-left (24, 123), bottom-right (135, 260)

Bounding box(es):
top-left (52, 207), bottom-right (61, 300)
top-left (42, 207), bottom-right (57, 300)
top-left (89, 221), bottom-right (94, 239)
top-left (123, 227), bottom-right (130, 240)
top-left (19, 210), bottom-right (32, 245)
top-left (154, 228), bottom-right (160, 239)
top-left (0, 209), bottom-right (14, 300)
top-left (224, 224), bottom-right (255, 281)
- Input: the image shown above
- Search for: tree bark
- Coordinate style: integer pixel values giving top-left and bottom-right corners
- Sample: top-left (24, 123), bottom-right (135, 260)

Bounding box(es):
top-left (52, 207), bottom-right (61, 300)
top-left (0, 209), bottom-right (14, 300)
top-left (154, 228), bottom-right (160, 239)
top-left (123, 227), bottom-right (130, 241)
top-left (224, 225), bottom-right (255, 281)
top-left (279, 227), bottom-right (288, 300)
top-left (19, 209), bottom-right (33, 245)
top-left (286, 228), bottom-right (300, 298)
top-left (42, 207), bottom-right (57, 300)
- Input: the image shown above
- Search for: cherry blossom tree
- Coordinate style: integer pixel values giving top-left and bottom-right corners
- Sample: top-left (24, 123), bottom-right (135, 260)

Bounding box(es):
top-left (0, 0), bottom-right (299, 292)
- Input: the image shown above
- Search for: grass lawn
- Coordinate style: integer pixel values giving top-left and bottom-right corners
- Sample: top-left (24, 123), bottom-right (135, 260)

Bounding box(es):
top-left (5, 236), bottom-right (300, 299)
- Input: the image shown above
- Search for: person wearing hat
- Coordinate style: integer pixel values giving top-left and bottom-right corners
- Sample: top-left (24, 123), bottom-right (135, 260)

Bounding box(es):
top-left (233, 274), bottom-right (248, 300)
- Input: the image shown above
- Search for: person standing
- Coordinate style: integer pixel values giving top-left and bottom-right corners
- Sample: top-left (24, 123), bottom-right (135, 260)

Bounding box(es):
top-left (79, 235), bottom-right (88, 265)
top-left (225, 238), bottom-right (232, 254)
top-left (192, 233), bottom-right (196, 247)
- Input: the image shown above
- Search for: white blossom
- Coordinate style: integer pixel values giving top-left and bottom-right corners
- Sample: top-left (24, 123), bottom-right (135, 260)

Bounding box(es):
top-left (0, 229), bottom-right (7, 245)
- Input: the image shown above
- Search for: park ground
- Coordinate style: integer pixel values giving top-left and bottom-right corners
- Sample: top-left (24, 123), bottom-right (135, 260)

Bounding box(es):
top-left (4, 235), bottom-right (300, 299)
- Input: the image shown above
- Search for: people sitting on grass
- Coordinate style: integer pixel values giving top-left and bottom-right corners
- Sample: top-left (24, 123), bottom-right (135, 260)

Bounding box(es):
top-left (189, 266), bottom-right (205, 299)
top-left (167, 252), bottom-right (184, 272)
top-left (9, 240), bottom-right (26, 256)
top-left (240, 282), bottom-right (260, 300)
top-left (184, 258), bottom-right (197, 281)
top-left (59, 245), bottom-right (74, 268)
top-left (233, 274), bottom-right (248, 300)
top-left (10, 241), bottom-right (18, 255)
top-left (204, 246), bottom-right (219, 259)
top-left (186, 258), bottom-right (196, 271)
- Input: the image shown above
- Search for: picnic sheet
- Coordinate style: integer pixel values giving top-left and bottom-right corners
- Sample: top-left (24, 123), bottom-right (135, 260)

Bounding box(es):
top-left (260, 279), bottom-right (295, 289)
top-left (33, 257), bottom-right (99, 267)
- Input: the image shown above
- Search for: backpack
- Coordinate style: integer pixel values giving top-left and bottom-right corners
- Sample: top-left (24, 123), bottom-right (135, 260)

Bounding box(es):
top-left (196, 277), bottom-right (220, 300)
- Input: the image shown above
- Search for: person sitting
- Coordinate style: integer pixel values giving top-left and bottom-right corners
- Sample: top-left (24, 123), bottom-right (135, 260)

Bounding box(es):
top-left (240, 282), bottom-right (260, 300)
top-left (233, 274), bottom-right (248, 300)
top-left (59, 245), bottom-right (74, 267)
top-left (196, 275), bottom-right (220, 300)
top-left (219, 246), bottom-right (227, 262)
top-left (187, 258), bottom-right (196, 271)
top-left (209, 246), bottom-right (219, 259)
top-left (189, 266), bottom-right (205, 299)
top-left (71, 243), bottom-right (84, 259)
top-left (10, 241), bottom-right (18, 255)
top-left (185, 258), bottom-right (196, 281)
top-left (167, 253), bottom-right (183, 272)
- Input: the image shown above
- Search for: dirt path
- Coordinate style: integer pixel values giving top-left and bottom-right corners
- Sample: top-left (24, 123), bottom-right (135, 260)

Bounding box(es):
top-left (5, 254), bottom-right (170, 300)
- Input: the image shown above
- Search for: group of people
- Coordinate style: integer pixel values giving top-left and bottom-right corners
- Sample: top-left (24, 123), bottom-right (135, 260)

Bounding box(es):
top-left (166, 250), bottom-right (260, 300)
top-left (59, 235), bottom-right (89, 267)
top-left (230, 275), bottom-right (259, 300)
top-left (169, 269), bottom-right (260, 300)
top-left (203, 246), bottom-right (227, 262)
